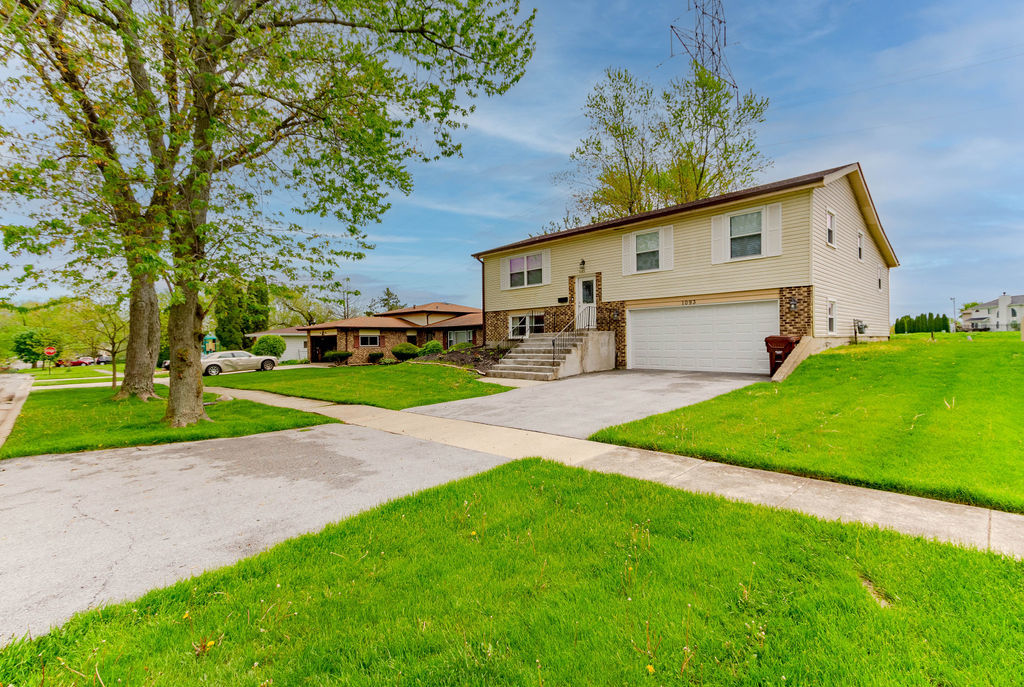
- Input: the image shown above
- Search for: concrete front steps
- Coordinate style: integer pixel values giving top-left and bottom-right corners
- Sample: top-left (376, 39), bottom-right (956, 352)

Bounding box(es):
top-left (487, 331), bottom-right (616, 381)
top-left (487, 333), bottom-right (585, 381)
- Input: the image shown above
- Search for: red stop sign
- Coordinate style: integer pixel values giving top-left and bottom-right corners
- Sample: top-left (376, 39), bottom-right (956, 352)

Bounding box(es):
top-left (44, 346), bottom-right (57, 356)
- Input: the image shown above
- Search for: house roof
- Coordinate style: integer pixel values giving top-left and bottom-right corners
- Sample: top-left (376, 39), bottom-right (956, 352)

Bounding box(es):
top-left (975, 295), bottom-right (1024, 308)
top-left (472, 162), bottom-right (899, 268)
top-left (246, 326), bottom-right (306, 337)
top-left (377, 302), bottom-right (480, 316)
top-left (420, 312), bottom-right (483, 329)
top-left (297, 316), bottom-right (417, 331)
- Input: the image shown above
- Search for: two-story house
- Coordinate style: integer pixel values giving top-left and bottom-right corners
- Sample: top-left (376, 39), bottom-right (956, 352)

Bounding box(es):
top-left (961, 294), bottom-right (1024, 331)
top-left (474, 163), bottom-right (898, 376)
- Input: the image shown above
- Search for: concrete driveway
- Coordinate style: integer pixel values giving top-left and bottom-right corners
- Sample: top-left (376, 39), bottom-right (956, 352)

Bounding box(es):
top-left (0, 424), bottom-right (508, 642)
top-left (406, 369), bottom-right (765, 438)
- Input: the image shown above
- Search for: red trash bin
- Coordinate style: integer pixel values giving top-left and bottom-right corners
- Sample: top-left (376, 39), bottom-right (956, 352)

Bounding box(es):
top-left (764, 335), bottom-right (801, 376)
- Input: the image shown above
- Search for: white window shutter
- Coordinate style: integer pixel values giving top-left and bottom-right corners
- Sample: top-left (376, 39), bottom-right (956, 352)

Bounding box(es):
top-left (710, 215), bottom-right (727, 264)
top-left (622, 234), bottom-right (635, 275)
top-left (659, 226), bottom-right (674, 271)
top-left (499, 257), bottom-right (510, 290)
top-left (765, 203), bottom-right (782, 256)
top-left (541, 249), bottom-right (551, 285)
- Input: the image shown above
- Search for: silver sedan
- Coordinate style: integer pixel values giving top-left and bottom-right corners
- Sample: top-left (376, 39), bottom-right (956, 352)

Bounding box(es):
top-left (201, 350), bottom-right (277, 376)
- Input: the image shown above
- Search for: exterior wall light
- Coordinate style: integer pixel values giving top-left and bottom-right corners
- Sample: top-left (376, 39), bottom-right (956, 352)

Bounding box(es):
top-left (789, 297), bottom-right (798, 312)
top-left (579, 259), bottom-right (586, 273)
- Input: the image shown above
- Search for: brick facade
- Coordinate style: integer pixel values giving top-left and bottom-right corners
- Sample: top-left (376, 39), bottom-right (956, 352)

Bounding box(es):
top-left (779, 285), bottom-right (814, 337)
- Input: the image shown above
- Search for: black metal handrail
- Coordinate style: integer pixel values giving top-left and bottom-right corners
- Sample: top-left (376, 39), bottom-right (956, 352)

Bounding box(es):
top-left (552, 305), bottom-right (596, 365)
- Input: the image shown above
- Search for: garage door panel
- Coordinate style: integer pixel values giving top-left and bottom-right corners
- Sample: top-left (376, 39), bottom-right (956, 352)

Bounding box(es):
top-left (628, 301), bottom-right (778, 374)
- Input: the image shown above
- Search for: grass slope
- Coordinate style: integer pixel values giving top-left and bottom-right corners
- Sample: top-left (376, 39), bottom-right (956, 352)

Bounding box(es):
top-left (2, 460), bottom-right (1022, 685)
top-left (207, 363), bottom-right (508, 409)
top-left (0, 386), bottom-right (334, 459)
top-left (593, 332), bottom-right (1024, 512)
top-left (32, 377), bottom-right (115, 387)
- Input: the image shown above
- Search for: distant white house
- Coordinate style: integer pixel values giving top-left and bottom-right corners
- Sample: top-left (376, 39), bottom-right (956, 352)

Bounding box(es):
top-left (961, 293), bottom-right (1024, 331)
top-left (245, 326), bottom-right (309, 360)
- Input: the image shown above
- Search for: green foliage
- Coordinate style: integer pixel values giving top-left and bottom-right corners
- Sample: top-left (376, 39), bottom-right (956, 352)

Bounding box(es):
top-left (390, 342), bottom-right (421, 361)
top-left (252, 335), bottom-right (286, 357)
top-left (216, 281), bottom-right (272, 351)
top-left (11, 329), bottom-right (62, 364)
top-left (450, 342), bottom-right (474, 352)
top-left (421, 340), bottom-right (443, 355)
top-left (4, 460), bottom-right (1024, 685)
top-left (561, 63), bottom-right (770, 224)
top-left (895, 313), bottom-right (950, 334)
top-left (367, 351), bottom-right (385, 364)
top-left (322, 350), bottom-right (353, 364)
top-left (366, 288), bottom-right (406, 315)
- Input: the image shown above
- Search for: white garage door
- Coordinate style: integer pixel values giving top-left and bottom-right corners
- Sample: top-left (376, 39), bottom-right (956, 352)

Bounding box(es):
top-left (628, 300), bottom-right (779, 374)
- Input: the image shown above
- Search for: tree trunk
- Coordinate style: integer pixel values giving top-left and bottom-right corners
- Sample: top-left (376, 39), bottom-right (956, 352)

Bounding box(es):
top-left (116, 273), bottom-right (161, 400)
top-left (164, 284), bottom-right (209, 426)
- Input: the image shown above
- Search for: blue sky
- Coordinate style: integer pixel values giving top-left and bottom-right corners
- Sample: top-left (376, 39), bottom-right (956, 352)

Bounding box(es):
top-left (345, 0), bottom-right (1024, 317)
top-left (6, 0), bottom-right (1023, 318)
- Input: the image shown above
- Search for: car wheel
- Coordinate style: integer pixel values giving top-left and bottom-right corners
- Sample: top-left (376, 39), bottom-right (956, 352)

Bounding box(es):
top-left (205, 364), bottom-right (222, 376)
top-left (261, 360), bottom-right (275, 371)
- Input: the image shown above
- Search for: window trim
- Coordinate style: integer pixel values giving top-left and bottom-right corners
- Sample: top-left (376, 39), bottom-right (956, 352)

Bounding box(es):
top-left (825, 208), bottom-right (837, 248)
top-left (725, 206), bottom-right (766, 262)
top-left (508, 313), bottom-right (545, 339)
top-left (826, 299), bottom-right (837, 335)
top-left (447, 329), bottom-right (474, 348)
top-left (634, 229), bottom-right (661, 272)
top-left (358, 334), bottom-right (380, 347)
top-left (857, 231), bottom-right (864, 260)
top-left (505, 250), bottom-right (546, 290)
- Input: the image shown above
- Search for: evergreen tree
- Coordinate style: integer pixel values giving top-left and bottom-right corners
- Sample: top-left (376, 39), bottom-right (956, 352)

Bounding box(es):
top-left (214, 283), bottom-right (245, 351)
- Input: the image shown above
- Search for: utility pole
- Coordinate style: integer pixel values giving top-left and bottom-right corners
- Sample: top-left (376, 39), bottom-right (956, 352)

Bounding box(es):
top-left (950, 296), bottom-right (957, 333)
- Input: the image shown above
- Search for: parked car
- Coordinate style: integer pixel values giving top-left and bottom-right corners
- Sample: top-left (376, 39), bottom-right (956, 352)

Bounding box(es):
top-left (71, 356), bottom-right (95, 366)
top-left (95, 355), bottom-right (112, 364)
top-left (201, 350), bottom-right (277, 376)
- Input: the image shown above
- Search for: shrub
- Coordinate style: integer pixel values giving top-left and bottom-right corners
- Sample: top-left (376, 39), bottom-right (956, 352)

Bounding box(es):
top-left (421, 340), bottom-right (443, 355)
top-left (390, 342), bottom-right (420, 361)
top-left (323, 350), bottom-right (352, 364)
top-left (450, 341), bottom-right (474, 352)
top-left (381, 357), bottom-right (399, 365)
top-left (367, 351), bottom-right (385, 364)
top-left (252, 334), bottom-right (286, 357)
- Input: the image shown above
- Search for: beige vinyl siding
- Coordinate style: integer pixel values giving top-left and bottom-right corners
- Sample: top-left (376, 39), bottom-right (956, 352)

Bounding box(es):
top-left (810, 176), bottom-right (890, 338)
top-left (483, 189), bottom-right (814, 311)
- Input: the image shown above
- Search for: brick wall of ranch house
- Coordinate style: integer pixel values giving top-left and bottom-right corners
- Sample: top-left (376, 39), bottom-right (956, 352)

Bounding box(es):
top-left (342, 329), bottom-right (408, 364)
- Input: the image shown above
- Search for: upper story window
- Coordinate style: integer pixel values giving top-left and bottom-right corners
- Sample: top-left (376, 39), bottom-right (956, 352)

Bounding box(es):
top-left (857, 232), bottom-right (864, 260)
top-left (510, 253), bottom-right (543, 287)
top-left (826, 210), bottom-right (837, 247)
top-left (500, 249), bottom-right (549, 290)
top-left (730, 210), bottom-right (763, 259)
top-left (877, 265), bottom-right (883, 291)
top-left (635, 231), bottom-right (660, 271)
top-left (622, 226), bottom-right (673, 275)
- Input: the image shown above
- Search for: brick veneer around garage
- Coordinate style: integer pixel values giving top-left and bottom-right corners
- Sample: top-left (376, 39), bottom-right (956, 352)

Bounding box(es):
top-left (779, 285), bottom-right (814, 337)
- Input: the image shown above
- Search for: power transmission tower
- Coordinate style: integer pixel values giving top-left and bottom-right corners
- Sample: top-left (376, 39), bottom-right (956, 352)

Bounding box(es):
top-left (670, 0), bottom-right (737, 91)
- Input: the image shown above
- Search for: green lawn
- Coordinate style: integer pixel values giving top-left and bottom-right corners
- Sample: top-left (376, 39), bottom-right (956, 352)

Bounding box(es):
top-left (206, 362), bottom-right (509, 409)
top-left (592, 332), bottom-right (1024, 512)
top-left (33, 377), bottom-right (114, 386)
top-left (14, 366), bottom-right (110, 378)
top-left (2, 459), bottom-right (1022, 685)
top-left (0, 386), bottom-right (334, 459)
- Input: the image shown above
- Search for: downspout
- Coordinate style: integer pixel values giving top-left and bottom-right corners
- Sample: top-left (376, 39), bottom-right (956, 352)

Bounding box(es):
top-left (475, 255), bottom-right (486, 345)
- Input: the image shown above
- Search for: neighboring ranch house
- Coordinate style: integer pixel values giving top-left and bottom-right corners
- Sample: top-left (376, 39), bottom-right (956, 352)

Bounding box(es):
top-left (298, 302), bottom-right (483, 364)
top-left (245, 326), bottom-right (309, 360)
top-left (474, 163), bottom-right (899, 375)
top-left (961, 294), bottom-right (1024, 331)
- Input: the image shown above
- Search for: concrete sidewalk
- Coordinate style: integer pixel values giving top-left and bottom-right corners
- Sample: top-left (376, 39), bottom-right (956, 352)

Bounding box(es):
top-left (208, 387), bottom-right (1024, 558)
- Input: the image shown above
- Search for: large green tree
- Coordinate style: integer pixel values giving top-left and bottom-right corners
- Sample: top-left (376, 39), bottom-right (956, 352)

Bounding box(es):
top-left (562, 64), bottom-right (770, 224)
top-left (1, 0), bottom-right (534, 426)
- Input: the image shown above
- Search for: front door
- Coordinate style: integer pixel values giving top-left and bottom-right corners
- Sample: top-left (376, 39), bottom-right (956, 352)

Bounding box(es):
top-left (576, 276), bottom-right (597, 329)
